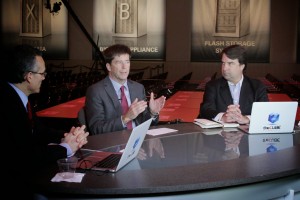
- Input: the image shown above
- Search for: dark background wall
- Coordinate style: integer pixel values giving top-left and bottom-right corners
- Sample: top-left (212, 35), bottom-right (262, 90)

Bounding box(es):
top-left (55, 0), bottom-right (299, 82)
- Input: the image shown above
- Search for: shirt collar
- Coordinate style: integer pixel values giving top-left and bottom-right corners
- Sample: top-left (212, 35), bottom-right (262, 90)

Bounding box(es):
top-left (227, 75), bottom-right (244, 87)
top-left (109, 77), bottom-right (128, 92)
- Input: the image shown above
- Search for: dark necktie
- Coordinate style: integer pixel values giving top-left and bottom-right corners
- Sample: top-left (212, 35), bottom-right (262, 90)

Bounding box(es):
top-left (120, 86), bottom-right (132, 129)
top-left (27, 101), bottom-right (33, 127)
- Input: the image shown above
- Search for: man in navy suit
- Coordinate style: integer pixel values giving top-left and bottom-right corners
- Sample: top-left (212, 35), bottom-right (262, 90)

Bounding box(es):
top-left (0, 44), bottom-right (89, 198)
top-left (85, 44), bottom-right (166, 135)
top-left (199, 45), bottom-right (269, 124)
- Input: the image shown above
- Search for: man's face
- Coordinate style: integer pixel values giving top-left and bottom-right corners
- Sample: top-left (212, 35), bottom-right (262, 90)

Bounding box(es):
top-left (221, 53), bottom-right (244, 84)
top-left (106, 54), bottom-right (130, 84)
top-left (28, 55), bottom-right (46, 94)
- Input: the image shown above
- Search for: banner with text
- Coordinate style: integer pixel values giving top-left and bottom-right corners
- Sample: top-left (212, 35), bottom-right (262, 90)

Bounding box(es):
top-left (1, 0), bottom-right (68, 60)
top-left (93, 0), bottom-right (166, 60)
top-left (191, 0), bottom-right (270, 63)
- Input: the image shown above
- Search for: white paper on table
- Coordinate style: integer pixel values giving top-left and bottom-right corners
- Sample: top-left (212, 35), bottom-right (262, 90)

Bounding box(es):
top-left (147, 128), bottom-right (178, 136)
top-left (51, 173), bottom-right (85, 183)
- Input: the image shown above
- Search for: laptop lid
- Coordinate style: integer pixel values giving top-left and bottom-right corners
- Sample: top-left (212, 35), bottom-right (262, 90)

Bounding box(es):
top-left (115, 118), bottom-right (152, 171)
top-left (78, 118), bottom-right (152, 172)
top-left (239, 101), bottom-right (298, 134)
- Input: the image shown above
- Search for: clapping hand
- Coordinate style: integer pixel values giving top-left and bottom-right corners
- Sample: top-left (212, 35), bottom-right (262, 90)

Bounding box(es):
top-left (222, 104), bottom-right (250, 124)
top-left (126, 98), bottom-right (148, 121)
top-left (149, 92), bottom-right (166, 115)
top-left (63, 125), bottom-right (89, 152)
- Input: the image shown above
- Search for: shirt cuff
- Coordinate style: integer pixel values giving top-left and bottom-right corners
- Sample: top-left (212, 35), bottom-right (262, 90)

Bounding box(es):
top-left (149, 108), bottom-right (159, 118)
top-left (214, 112), bottom-right (224, 121)
top-left (60, 143), bottom-right (73, 157)
top-left (150, 112), bottom-right (159, 118)
top-left (246, 115), bottom-right (251, 121)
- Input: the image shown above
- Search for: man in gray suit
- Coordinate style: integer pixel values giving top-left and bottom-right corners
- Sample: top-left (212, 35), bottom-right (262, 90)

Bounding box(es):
top-left (85, 44), bottom-right (166, 135)
top-left (199, 45), bottom-right (269, 124)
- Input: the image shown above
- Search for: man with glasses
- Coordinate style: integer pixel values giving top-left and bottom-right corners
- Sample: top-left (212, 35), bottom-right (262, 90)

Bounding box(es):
top-left (28, 71), bottom-right (47, 77)
top-left (0, 44), bottom-right (89, 198)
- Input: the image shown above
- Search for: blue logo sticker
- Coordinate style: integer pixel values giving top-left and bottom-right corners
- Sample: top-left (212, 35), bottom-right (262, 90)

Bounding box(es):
top-left (268, 113), bottom-right (279, 123)
top-left (133, 137), bottom-right (140, 149)
top-left (266, 144), bottom-right (277, 152)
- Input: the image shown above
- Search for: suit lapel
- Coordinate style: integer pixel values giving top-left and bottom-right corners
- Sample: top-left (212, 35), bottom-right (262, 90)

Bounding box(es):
top-left (219, 78), bottom-right (233, 105)
top-left (103, 77), bottom-right (122, 111)
top-left (239, 78), bottom-right (251, 108)
top-left (127, 80), bottom-right (137, 102)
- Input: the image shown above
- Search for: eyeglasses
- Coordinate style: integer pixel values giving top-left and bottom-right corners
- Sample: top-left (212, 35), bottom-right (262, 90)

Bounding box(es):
top-left (113, 60), bottom-right (130, 66)
top-left (28, 71), bottom-right (47, 77)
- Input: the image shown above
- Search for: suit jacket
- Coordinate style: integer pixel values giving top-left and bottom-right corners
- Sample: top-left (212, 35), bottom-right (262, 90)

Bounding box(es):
top-left (199, 76), bottom-right (269, 119)
top-left (0, 81), bottom-right (67, 197)
top-left (85, 76), bottom-right (156, 135)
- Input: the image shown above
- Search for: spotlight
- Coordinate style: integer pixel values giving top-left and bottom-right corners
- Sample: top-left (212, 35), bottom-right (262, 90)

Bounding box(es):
top-left (44, 0), bottom-right (62, 14)
top-left (52, 2), bottom-right (62, 13)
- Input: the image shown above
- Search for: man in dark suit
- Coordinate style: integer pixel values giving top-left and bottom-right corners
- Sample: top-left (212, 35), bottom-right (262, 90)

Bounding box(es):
top-left (199, 45), bottom-right (269, 124)
top-left (0, 44), bottom-right (89, 198)
top-left (85, 44), bottom-right (166, 134)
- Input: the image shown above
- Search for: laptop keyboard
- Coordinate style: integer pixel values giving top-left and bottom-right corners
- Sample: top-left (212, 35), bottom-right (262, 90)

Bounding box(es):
top-left (93, 153), bottom-right (122, 168)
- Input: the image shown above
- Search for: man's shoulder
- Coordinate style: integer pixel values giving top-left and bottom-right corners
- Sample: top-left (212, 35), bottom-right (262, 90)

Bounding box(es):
top-left (127, 79), bottom-right (144, 88)
top-left (88, 77), bottom-right (107, 88)
top-left (207, 77), bottom-right (225, 86)
top-left (0, 81), bottom-right (16, 96)
top-left (243, 76), bottom-right (264, 86)
top-left (0, 80), bottom-right (8, 88)
top-left (85, 78), bottom-right (108, 96)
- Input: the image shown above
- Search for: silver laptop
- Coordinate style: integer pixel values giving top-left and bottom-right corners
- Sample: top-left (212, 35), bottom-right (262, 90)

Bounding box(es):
top-left (238, 101), bottom-right (298, 134)
top-left (77, 118), bottom-right (152, 172)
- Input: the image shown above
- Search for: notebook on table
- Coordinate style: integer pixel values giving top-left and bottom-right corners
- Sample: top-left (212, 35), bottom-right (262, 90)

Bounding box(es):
top-left (77, 118), bottom-right (152, 172)
top-left (238, 101), bottom-right (298, 134)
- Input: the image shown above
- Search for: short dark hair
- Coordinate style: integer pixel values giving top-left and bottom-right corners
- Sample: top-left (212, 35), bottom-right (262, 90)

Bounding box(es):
top-left (4, 44), bottom-right (42, 83)
top-left (221, 45), bottom-right (247, 70)
top-left (103, 44), bottom-right (131, 64)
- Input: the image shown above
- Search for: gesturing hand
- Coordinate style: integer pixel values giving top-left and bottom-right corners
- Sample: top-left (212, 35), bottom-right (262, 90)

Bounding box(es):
top-left (123, 98), bottom-right (148, 123)
top-left (149, 92), bottom-right (166, 115)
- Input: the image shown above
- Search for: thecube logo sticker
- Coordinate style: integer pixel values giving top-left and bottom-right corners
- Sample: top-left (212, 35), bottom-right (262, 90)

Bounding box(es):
top-left (266, 144), bottom-right (277, 153)
top-left (127, 137), bottom-right (140, 159)
top-left (268, 113), bottom-right (279, 123)
top-left (263, 113), bottom-right (281, 130)
top-left (133, 137), bottom-right (140, 149)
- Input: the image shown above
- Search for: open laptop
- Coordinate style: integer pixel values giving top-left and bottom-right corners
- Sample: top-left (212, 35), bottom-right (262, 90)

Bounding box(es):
top-left (238, 101), bottom-right (298, 134)
top-left (77, 118), bottom-right (152, 172)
